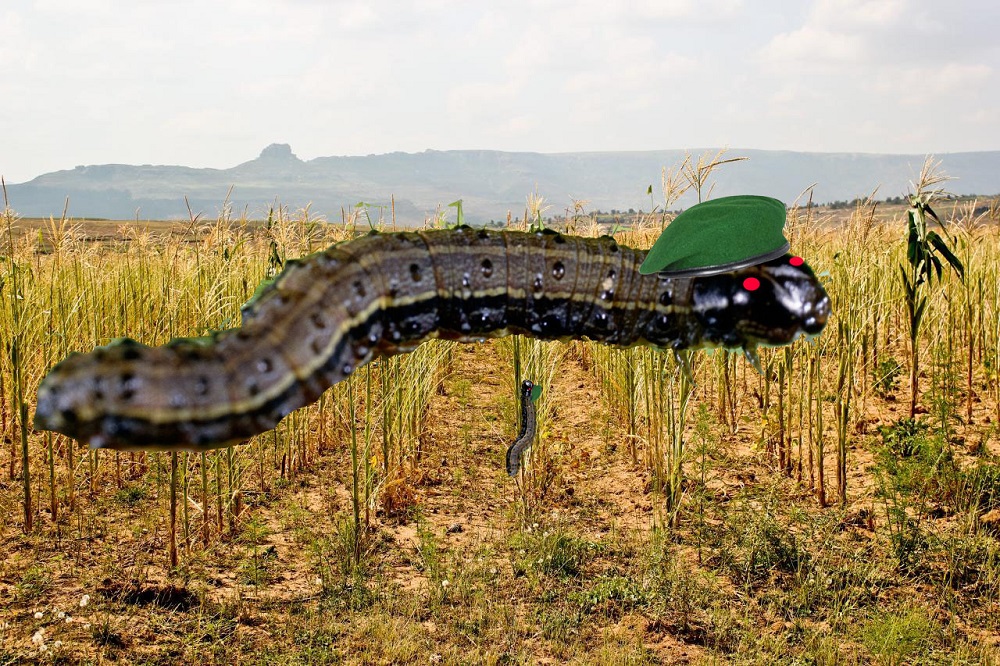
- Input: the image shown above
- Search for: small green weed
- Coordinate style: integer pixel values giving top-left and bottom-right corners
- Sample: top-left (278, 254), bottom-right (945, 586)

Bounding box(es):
top-left (15, 565), bottom-right (52, 601)
top-left (877, 418), bottom-right (932, 458)
top-left (237, 545), bottom-right (278, 587)
top-left (450, 378), bottom-right (473, 405)
top-left (876, 418), bottom-right (963, 509)
top-left (114, 483), bottom-right (149, 507)
top-left (537, 606), bottom-right (580, 643)
top-left (416, 519), bottom-right (444, 582)
top-left (873, 357), bottom-right (903, 398)
top-left (646, 539), bottom-right (721, 637)
top-left (575, 574), bottom-right (647, 615)
top-left (510, 525), bottom-right (595, 579)
top-left (92, 617), bottom-right (128, 649)
top-left (964, 463), bottom-right (1000, 513)
top-left (714, 496), bottom-right (810, 586)
top-left (876, 417), bottom-right (1000, 520)
top-left (859, 606), bottom-right (940, 665)
top-left (237, 515), bottom-right (271, 546)
top-left (884, 504), bottom-right (928, 573)
top-left (937, 532), bottom-right (998, 592)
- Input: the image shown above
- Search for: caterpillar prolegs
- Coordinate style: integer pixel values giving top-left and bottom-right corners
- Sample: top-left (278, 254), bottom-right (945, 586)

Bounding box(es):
top-left (34, 227), bottom-right (830, 450)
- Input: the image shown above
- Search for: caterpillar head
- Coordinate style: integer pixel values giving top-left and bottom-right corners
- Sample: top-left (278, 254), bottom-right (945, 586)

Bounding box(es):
top-left (691, 254), bottom-right (830, 349)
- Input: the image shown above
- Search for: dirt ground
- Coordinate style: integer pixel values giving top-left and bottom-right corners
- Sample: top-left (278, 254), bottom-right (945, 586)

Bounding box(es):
top-left (3, 213), bottom-right (999, 664)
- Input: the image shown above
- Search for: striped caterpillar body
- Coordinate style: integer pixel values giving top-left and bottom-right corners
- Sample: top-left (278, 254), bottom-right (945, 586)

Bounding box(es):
top-left (34, 227), bottom-right (830, 450)
top-left (506, 380), bottom-right (538, 476)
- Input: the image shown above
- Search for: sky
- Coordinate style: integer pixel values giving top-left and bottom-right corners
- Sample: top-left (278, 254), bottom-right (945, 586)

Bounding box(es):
top-left (1, 0), bottom-right (998, 183)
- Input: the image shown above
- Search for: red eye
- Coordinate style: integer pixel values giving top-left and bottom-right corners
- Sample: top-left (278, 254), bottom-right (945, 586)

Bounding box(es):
top-left (743, 277), bottom-right (760, 291)
top-left (789, 256), bottom-right (804, 266)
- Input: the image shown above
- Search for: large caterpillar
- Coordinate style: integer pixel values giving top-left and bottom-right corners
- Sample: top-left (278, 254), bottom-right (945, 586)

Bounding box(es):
top-left (33, 227), bottom-right (830, 451)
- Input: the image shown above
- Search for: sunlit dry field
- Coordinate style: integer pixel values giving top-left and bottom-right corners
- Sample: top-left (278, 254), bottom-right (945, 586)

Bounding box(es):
top-left (2, 193), bottom-right (1000, 664)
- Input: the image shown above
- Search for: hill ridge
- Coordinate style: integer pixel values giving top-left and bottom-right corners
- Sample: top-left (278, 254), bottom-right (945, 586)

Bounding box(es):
top-left (6, 145), bottom-right (999, 224)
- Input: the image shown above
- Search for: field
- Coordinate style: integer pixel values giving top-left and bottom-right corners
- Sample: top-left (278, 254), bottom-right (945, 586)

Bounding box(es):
top-left (2, 192), bottom-right (1000, 664)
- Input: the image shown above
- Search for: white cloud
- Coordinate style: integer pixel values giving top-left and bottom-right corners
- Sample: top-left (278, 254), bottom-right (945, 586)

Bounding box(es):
top-left (758, 0), bottom-right (909, 68)
top-left (810, 0), bottom-right (907, 28)
top-left (0, 9), bottom-right (32, 69)
top-left (446, 80), bottom-right (521, 117)
top-left (634, 0), bottom-right (744, 20)
top-left (0, 0), bottom-right (996, 182)
top-left (337, 3), bottom-right (379, 29)
top-left (875, 63), bottom-right (993, 95)
top-left (32, 0), bottom-right (114, 15)
top-left (748, 0), bottom-right (999, 154)
top-left (759, 25), bottom-right (864, 65)
top-left (166, 108), bottom-right (243, 135)
top-left (963, 107), bottom-right (1000, 125)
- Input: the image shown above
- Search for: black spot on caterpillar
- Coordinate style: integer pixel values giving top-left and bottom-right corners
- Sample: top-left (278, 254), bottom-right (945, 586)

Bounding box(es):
top-left (506, 380), bottom-right (538, 476)
top-left (33, 227), bottom-right (830, 450)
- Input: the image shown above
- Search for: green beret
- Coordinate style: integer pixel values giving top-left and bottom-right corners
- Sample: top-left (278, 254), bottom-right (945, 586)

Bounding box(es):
top-left (638, 195), bottom-right (790, 277)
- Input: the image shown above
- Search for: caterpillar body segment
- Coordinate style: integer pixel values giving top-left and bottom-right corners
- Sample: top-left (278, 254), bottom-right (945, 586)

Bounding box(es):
top-left (34, 228), bottom-right (830, 450)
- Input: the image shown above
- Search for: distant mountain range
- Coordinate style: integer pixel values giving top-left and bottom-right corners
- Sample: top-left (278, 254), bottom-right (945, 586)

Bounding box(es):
top-left (5, 144), bottom-right (999, 224)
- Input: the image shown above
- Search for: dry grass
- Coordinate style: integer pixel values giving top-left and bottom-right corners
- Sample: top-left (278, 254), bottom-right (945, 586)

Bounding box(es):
top-left (2, 197), bottom-right (1000, 664)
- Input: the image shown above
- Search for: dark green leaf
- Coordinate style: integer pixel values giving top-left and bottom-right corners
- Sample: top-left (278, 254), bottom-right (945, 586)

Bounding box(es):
top-left (924, 203), bottom-right (942, 226)
top-left (930, 254), bottom-right (942, 282)
top-left (928, 231), bottom-right (965, 281)
top-left (899, 265), bottom-right (914, 298)
top-left (907, 228), bottom-right (922, 267)
top-left (913, 299), bottom-right (927, 337)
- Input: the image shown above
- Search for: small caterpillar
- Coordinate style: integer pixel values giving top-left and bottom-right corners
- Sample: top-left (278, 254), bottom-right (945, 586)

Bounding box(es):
top-left (33, 227), bottom-right (830, 450)
top-left (506, 380), bottom-right (539, 476)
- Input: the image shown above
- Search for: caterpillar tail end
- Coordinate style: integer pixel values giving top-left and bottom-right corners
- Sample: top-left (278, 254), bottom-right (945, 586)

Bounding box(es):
top-left (505, 443), bottom-right (521, 477)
